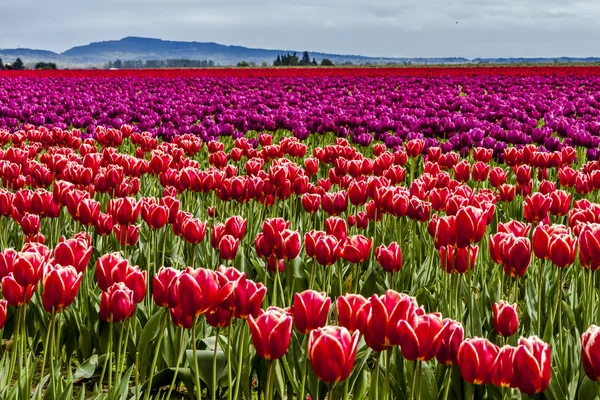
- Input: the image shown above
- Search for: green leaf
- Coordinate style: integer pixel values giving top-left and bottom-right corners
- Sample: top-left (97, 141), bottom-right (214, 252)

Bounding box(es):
top-left (578, 376), bottom-right (599, 400)
top-left (113, 365), bottom-right (134, 400)
top-left (417, 362), bottom-right (439, 400)
top-left (74, 354), bottom-right (104, 381)
top-left (57, 382), bottom-right (73, 400)
top-left (185, 349), bottom-right (228, 393)
top-left (138, 308), bottom-right (166, 374)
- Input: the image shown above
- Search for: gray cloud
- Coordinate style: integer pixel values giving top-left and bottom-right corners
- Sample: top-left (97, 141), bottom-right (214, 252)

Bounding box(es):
top-left (1, 0), bottom-right (600, 57)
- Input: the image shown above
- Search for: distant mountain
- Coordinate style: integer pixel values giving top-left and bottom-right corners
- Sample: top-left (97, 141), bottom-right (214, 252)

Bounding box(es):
top-left (1, 37), bottom-right (599, 67)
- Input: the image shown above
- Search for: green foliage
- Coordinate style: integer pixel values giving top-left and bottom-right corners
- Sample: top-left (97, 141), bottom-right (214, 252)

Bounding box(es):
top-left (237, 61), bottom-right (250, 67)
top-left (34, 62), bottom-right (58, 70)
top-left (12, 58), bottom-right (25, 70)
top-left (320, 58), bottom-right (334, 66)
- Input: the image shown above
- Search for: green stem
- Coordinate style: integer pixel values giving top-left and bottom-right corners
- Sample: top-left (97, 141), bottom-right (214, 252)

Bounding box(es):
top-left (227, 316), bottom-right (233, 400)
top-left (416, 361), bottom-right (422, 400)
top-left (265, 360), bottom-right (276, 400)
top-left (38, 309), bottom-right (56, 400)
top-left (212, 328), bottom-right (220, 400)
top-left (556, 268), bottom-right (564, 350)
top-left (232, 324), bottom-right (248, 400)
top-left (537, 259), bottom-right (544, 335)
top-left (343, 378), bottom-right (349, 400)
top-left (143, 310), bottom-right (168, 400)
top-left (166, 328), bottom-right (186, 400)
top-left (441, 367), bottom-right (452, 400)
top-left (98, 320), bottom-right (113, 395)
top-left (328, 383), bottom-right (334, 400)
top-left (384, 348), bottom-right (392, 400)
top-left (192, 318), bottom-right (202, 400)
top-left (298, 336), bottom-right (309, 400)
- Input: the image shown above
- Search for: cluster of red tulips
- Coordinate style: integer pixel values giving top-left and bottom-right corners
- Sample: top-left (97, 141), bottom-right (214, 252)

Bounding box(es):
top-left (1, 122), bottom-right (600, 400)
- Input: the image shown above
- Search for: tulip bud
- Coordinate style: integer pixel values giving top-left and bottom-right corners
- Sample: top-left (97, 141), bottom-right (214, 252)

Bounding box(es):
top-left (490, 346), bottom-right (518, 388)
top-left (336, 294), bottom-right (370, 335)
top-left (248, 306), bottom-right (292, 360)
top-left (153, 267), bottom-right (179, 308)
top-left (100, 282), bottom-right (137, 323)
top-left (458, 337), bottom-right (499, 385)
top-left (293, 290), bottom-right (331, 334)
top-left (435, 319), bottom-right (463, 366)
top-left (42, 265), bottom-right (83, 312)
top-left (398, 312), bottom-right (445, 361)
top-left (582, 325), bottom-right (600, 381)
top-left (512, 336), bottom-right (551, 394)
top-left (375, 242), bottom-right (403, 273)
top-left (340, 235), bottom-right (372, 264)
top-left (492, 301), bottom-right (519, 337)
top-left (308, 326), bottom-right (360, 383)
top-left (0, 300), bottom-right (7, 329)
top-left (176, 267), bottom-right (219, 317)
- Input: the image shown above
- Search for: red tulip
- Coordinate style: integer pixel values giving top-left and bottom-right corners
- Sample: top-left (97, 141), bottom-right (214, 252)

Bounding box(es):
top-left (453, 160), bottom-right (470, 182)
top-left (248, 306), bottom-right (292, 360)
top-left (279, 229), bottom-right (301, 260)
top-left (439, 245), bottom-right (478, 274)
top-left (99, 282), bottom-right (137, 323)
top-left (472, 161), bottom-right (490, 182)
top-left (548, 233), bottom-right (577, 268)
top-left (232, 277), bottom-right (266, 320)
top-left (336, 294), bottom-right (370, 335)
top-left (398, 312), bottom-right (445, 361)
top-left (20, 213), bottom-right (40, 236)
top-left (211, 224), bottom-right (227, 249)
top-left (206, 306), bottom-right (232, 328)
top-left (512, 336), bottom-right (551, 394)
top-left (113, 224), bottom-right (140, 247)
top-left (582, 325), bottom-right (600, 381)
top-left (325, 217), bottom-right (347, 243)
top-left (224, 215), bottom-right (247, 240)
top-left (169, 306), bottom-right (194, 329)
top-left (375, 242), bottom-right (403, 273)
top-left (94, 213), bottom-right (114, 236)
top-left (365, 290), bottom-right (422, 350)
top-left (498, 184), bottom-right (516, 203)
top-left (523, 193), bottom-right (552, 224)
top-left (41, 265), bottom-right (82, 312)
top-left (53, 236), bottom-right (93, 274)
top-left (308, 326), bottom-right (360, 383)
top-left (302, 193), bottom-right (321, 213)
top-left (181, 218), bottom-right (208, 245)
top-left (458, 337), bottom-right (499, 385)
top-left (500, 235), bottom-right (532, 278)
top-left (218, 235), bottom-right (240, 261)
top-left (314, 235), bottom-right (342, 266)
top-left (348, 180), bottom-right (368, 206)
top-left (152, 267), bottom-right (179, 308)
top-left (293, 290), bottom-right (331, 334)
top-left (142, 201), bottom-right (169, 230)
top-left (2, 274), bottom-right (37, 306)
top-left (549, 190), bottom-right (571, 217)
top-left (12, 251), bottom-right (44, 288)
top-left (492, 301), bottom-right (519, 337)
top-left (455, 206), bottom-right (487, 247)
top-left (435, 319), bottom-right (464, 366)
top-left (490, 346), bottom-right (518, 388)
top-left (0, 248), bottom-right (17, 280)
top-left (304, 230), bottom-right (325, 259)
top-left (108, 197), bottom-right (140, 226)
top-left (76, 199), bottom-right (101, 226)
top-left (175, 267), bottom-right (219, 317)
top-left (579, 224), bottom-right (600, 270)
top-left (0, 300), bottom-right (6, 329)
top-left (498, 221), bottom-right (531, 237)
top-left (489, 168), bottom-right (507, 187)
top-left (340, 235), bottom-right (372, 264)
top-left (405, 139), bottom-right (425, 158)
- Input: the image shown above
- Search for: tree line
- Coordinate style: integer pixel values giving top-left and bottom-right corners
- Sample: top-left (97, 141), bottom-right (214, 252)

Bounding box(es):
top-left (0, 58), bottom-right (57, 70)
top-left (273, 51), bottom-right (333, 66)
top-left (105, 59), bottom-right (216, 69)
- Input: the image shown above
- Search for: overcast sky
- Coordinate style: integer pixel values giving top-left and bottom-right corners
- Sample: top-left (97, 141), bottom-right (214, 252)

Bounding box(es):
top-left (2, 0), bottom-right (600, 58)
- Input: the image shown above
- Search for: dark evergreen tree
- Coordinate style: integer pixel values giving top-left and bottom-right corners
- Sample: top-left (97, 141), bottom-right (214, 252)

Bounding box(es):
top-left (300, 51), bottom-right (311, 65)
top-left (321, 58), bottom-right (334, 66)
top-left (312, 57), bottom-right (317, 65)
top-left (0, 58), bottom-right (4, 70)
top-left (274, 54), bottom-right (282, 66)
top-left (13, 58), bottom-right (25, 70)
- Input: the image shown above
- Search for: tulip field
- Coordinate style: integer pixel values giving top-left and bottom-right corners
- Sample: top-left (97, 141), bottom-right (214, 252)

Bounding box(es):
top-left (2, 66), bottom-right (600, 400)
